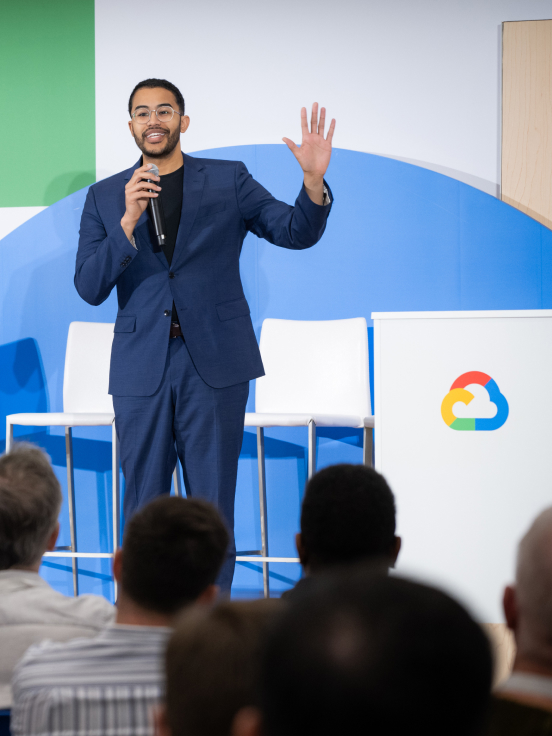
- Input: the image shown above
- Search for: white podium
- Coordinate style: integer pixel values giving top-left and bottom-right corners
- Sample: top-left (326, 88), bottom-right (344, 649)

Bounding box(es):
top-left (372, 310), bottom-right (552, 622)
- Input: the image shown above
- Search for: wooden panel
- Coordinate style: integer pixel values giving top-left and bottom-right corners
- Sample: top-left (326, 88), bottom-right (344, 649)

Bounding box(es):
top-left (502, 20), bottom-right (552, 229)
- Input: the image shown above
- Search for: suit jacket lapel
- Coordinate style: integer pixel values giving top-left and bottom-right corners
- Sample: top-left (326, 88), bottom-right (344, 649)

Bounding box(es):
top-left (121, 154), bottom-right (206, 268)
top-left (172, 155), bottom-right (205, 269)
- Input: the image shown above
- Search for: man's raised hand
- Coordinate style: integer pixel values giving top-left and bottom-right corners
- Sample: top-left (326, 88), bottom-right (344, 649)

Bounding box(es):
top-left (282, 103), bottom-right (335, 204)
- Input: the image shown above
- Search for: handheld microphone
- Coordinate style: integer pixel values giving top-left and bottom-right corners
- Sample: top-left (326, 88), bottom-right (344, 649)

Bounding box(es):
top-left (146, 164), bottom-right (166, 248)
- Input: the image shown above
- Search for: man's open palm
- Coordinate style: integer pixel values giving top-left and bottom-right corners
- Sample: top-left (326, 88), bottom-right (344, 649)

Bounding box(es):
top-left (283, 103), bottom-right (335, 179)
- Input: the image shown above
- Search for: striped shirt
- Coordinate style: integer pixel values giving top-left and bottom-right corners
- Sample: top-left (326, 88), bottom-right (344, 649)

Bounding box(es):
top-left (11, 624), bottom-right (171, 736)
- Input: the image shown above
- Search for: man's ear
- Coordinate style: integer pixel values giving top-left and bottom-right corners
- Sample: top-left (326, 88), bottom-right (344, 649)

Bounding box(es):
top-left (197, 584), bottom-right (218, 606)
top-left (153, 704), bottom-right (171, 736)
top-left (231, 707), bottom-right (264, 736)
top-left (113, 548), bottom-right (123, 584)
top-left (46, 521), bottom-right (60, 552)
top-left (503, 585), bottom-right (518, 632)
top-left (296, 533), bottom-right (309, 568)
top-left (180, 115), bottom-right (190, 134)
top-left (390, 536), bottom-right (402, 568)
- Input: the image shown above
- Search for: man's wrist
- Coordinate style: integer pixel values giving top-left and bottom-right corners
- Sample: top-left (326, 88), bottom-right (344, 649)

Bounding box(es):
top-left (120, 214), bottom-right (138, 242)
top-left (303, 173), bottom-right (324, 190)
top-left (303, 174), bottom-right (324, 205)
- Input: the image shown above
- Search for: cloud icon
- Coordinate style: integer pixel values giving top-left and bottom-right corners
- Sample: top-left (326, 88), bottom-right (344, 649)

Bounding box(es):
top-left (441, 371), bottom-right (509, 431)
top-left (452, 383), bottom-right (497, 419)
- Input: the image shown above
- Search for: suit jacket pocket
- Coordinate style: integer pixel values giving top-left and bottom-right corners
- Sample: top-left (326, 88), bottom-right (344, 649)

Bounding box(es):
top-left (196, 202), bottom-right (226, 221)
top-left (216, 297), bottom-right (250, 321)
top-left (114, 316), bottom-right (136, 333)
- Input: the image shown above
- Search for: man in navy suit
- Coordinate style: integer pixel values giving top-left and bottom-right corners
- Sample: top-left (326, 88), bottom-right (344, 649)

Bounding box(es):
top-left (75, 78), bottom-right (334, 592)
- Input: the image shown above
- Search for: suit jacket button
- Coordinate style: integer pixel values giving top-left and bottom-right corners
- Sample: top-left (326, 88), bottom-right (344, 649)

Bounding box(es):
top-left (164, 310), bottom-right (170, 316)
top-left (169, 272), bottom-right (175, 279)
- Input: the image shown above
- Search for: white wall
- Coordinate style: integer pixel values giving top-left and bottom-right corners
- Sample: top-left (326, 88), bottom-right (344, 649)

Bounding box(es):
top-left (3, 1), bottom-right (549, 240)
top-left (95, 0), bottom-right (552, 194)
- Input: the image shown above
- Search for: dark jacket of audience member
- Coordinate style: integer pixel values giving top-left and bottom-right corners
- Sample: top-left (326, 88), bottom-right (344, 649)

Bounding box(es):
top-left (485, 697), bottom-right (552, 735)
top-left (158, 599), bottom-right (282, 736)
top-left (246, 567), bottom-right (493, 736)
top-left (286, 464), bottom-right (401, 599)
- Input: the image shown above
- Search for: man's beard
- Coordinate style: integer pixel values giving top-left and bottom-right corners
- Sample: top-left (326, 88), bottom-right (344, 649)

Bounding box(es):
top-left (133, 126), bottom-right (181, 159)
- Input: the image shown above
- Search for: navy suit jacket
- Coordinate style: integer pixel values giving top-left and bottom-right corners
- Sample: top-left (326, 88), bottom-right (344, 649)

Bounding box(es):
top-left (75, 154), bottom-right (333, 396)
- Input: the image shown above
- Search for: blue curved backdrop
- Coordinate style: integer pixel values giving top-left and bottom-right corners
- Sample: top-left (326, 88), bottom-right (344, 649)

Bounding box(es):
top-left (1, 145), bottom-right (551, 597)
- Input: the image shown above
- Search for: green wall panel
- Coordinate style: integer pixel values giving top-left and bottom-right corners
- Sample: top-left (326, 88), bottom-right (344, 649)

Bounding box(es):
top-left (0, 0), bottom-right (95, 206)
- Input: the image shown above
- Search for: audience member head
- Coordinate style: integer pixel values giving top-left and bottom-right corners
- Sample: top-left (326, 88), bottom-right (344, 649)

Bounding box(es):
top-left (248, 568), bottom-right (492, 736)
top-left (0, 443), bottom-right (62, 571)
top-left (114, 497), bottom-right (229, 623)
top-left (503, 507), bottom-right (552, 669)
top-left (157, 599), bottom-right (281, 736)
top-left (297, 464), bottom-right (400, 573)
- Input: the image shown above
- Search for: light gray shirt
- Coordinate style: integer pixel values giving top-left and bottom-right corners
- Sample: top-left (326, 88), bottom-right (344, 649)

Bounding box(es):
top-left (498, 671), bottom-right (552, 700)
top-left (11, 624), bottom-right (171, 736)
top-left (0, 570), bottom-right (114, 708)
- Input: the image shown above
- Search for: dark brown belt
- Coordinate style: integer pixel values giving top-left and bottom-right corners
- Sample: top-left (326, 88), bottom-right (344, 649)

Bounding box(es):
top-left (170, 322), bottom-right (183, 339)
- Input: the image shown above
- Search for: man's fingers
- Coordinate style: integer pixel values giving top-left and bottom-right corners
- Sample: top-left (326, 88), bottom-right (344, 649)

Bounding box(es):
top-left (310, 103), bottom-right (318, 134)
top-left (282, 137), bottom-right (299, 155)
top-left (300, 107), bottom-right (308, 137)
top-left (131, 166), bottom-right (160, 183)
top-left (326, 118), bottom-right (336, 144)
top-left (126, 178), bottom-right (161, 196)
top-left (133, 173), bottom-right (160, 184)
top-left (129, 190), bottom-right (159, 200)
top-left (127, 179), bottom-right (161, 191)
top-left (318, 107), bottom-right (326, 137)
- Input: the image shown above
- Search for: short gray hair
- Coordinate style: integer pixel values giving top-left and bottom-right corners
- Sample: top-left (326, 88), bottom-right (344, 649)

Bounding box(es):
top-left (0, 443), bottom-right (62, 569)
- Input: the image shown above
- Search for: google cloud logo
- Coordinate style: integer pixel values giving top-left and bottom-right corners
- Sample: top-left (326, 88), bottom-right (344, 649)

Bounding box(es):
top-left (441, 371), bottom-right (509, 431)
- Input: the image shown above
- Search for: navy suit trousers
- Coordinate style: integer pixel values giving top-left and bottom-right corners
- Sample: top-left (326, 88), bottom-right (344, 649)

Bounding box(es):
top-left (113, 336), bottom-right (249, 593)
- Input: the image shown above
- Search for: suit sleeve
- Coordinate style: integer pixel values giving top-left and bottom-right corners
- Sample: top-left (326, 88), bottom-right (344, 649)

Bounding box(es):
top-left (235, 162), bottom-right (333, 250)
top-left (74, 186), bottom-right (139, 306)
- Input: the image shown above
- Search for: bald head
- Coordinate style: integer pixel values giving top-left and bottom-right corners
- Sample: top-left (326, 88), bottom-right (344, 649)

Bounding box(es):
top-left (511, 507), bottom-right (552, 656)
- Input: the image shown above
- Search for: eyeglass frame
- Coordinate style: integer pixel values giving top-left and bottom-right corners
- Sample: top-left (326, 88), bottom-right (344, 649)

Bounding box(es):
top-left (130, 106), bottom-right (182, 124)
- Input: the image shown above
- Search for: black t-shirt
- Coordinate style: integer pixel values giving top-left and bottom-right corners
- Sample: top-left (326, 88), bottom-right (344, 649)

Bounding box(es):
top-left (158, 164), bottom-right (184, 322)
top-left (158, 164), bottom-right (183, 267)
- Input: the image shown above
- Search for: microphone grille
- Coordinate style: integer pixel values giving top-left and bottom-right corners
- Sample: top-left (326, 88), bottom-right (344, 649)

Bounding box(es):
top-left (148, 164), bottom-right (160, 177)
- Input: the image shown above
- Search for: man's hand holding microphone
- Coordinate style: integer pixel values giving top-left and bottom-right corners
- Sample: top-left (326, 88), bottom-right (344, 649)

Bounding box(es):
top-left (120, 164), bottom-right (162, 243)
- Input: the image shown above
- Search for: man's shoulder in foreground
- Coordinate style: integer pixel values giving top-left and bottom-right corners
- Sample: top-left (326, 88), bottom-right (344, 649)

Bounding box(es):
top-left (13, 624), bottom-right (171, 689)
top-left (0, 570), bottom-right (114, 630)
top-left (12, 626), bottom-right (171, 736)
top-left (0, 571), bottom-right (114, 709)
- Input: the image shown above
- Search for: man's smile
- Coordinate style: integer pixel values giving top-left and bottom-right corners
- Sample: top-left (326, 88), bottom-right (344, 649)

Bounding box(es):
top-left (144, 129), bottom-right (167, 143)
